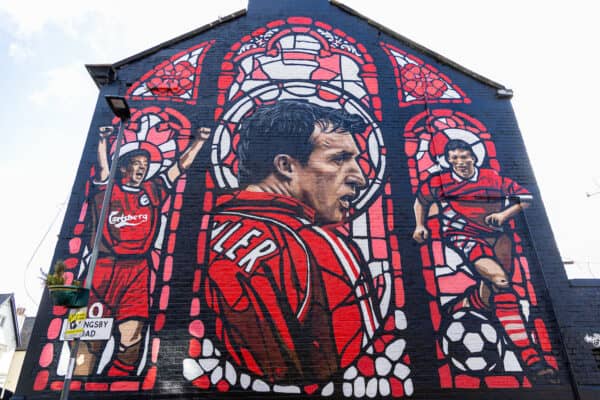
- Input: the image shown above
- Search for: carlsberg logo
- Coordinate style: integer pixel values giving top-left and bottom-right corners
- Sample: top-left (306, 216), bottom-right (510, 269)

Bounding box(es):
top-left (109, 211), bottom-right (148, 228)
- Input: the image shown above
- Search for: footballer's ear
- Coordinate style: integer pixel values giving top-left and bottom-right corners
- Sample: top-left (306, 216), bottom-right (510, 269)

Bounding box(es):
top-left (273, 154), bottom-right (297, 180)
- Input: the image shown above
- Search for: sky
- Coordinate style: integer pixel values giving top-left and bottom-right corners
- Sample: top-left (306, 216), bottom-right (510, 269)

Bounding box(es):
top-left (0, 0), bottom-right (599, 316)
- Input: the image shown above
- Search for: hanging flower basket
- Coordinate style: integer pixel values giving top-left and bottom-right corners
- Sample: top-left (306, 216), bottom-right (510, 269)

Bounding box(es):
top-left (42, 260), bottom-right (88, 308)
top-left (48, 285), bottom-right (90, 308)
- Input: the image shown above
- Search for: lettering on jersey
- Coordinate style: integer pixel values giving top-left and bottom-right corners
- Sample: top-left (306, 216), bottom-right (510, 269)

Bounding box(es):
top-left (108, 211), bottom-right (149, 228)
top-left (213, 221), bottom-right (242, 252)
top-left (225, 228), bottom-right (262, 260)
top-left (210, 220), bottom-right (232, 240)
top-left (238, 239), bottom-right (276, 273)
top-left (212, 222), bottom-right (276, 273)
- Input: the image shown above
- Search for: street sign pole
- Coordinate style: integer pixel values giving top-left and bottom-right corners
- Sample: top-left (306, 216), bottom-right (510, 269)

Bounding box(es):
top-left (59, 100), bottom-right (129, 400)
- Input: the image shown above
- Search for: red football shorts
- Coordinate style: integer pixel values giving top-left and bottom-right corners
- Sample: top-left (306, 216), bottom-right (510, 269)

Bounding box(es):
top-left (447, 234), bottom-right (495, 263)
top-left (89, 257), bottom-right (150, 321)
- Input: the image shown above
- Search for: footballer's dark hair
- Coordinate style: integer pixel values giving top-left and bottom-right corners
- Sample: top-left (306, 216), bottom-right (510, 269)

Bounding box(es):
top-left (119, 149), bottom-right (150, 168)
top-left (444, 139), bottom-right (478, 163)
top-left (117, 149), bottom-right (151, 180)
top-left (237, 100), bottom-right (366, 187)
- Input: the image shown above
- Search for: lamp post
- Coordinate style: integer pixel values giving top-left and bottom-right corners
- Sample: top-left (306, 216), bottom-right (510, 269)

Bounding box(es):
top-left (59, 95), bottom-right (130, 400)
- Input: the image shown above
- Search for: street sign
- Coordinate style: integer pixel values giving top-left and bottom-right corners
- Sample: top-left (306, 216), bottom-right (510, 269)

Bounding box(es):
top-left (63, 307), bottom-right (86, 340)
top-left (60, 313), bottom-right (113, 341)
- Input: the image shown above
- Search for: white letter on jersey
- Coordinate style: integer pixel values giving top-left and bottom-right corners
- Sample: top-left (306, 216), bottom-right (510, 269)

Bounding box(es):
top-left (238, 240), bottom-right (277, 273)
top-left (213, 222), bottom-right (242, 253)
top-left (211, 220), bottom-right (231, 240)
top-left (225, 228), bottom-right (262, 261)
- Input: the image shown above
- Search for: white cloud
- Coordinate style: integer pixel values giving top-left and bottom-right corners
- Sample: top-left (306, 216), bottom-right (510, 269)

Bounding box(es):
top-left (0, 0), bottom-right (246, 38)
top-left (77, 0), bottom-right (247, 62)
top-left (0, 0), bottom-right (81, 36)
top-left (8, 41), bottom-right (33, 61)
top-left (29, 61), bottom-right (97, 108)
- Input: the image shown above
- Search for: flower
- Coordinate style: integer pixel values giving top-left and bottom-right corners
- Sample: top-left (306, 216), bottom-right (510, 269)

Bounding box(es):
top-left (400, 64), bottom-right (447, 99)
top-left (147, 60), bottom-right (195, 97)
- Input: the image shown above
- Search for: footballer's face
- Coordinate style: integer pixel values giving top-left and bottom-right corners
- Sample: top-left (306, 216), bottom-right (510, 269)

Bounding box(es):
top-left (448, 148), bottom-right (476, 180)
top-left (121, 155), bottom-right (148, 187)
top-left (291, 124), bottom-right (366, 224)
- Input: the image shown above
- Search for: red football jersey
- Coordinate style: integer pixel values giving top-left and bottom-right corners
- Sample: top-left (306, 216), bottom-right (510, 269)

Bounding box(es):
top-left (202, 191), bottom-right (378, 383)
top-left (417, 168), bottom-right (531, 237)
top-left (91, 175), bottom-right (170, 256)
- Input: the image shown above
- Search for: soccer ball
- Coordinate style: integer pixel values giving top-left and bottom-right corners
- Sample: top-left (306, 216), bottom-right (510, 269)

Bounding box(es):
top-left (441, 309), bottom-right (503, 373)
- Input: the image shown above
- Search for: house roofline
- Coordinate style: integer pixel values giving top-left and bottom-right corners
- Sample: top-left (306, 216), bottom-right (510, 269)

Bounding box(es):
top-left (85, 2), bottom-right (511, 95)
top-left (85, 64), bottom-right (115, 89)
top-left (330, 0), bottom-right (509, 92)
top-left (85, 8), bottom-right (247, 88)
top-left (0, 293), bottom-right (21, 349)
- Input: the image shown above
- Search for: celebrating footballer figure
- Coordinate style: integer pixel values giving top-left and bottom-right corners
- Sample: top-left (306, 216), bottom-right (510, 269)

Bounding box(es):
top-left (412, 139), bottom-right (557, 382)
top-left (76, 124), bottom-right (210, 377)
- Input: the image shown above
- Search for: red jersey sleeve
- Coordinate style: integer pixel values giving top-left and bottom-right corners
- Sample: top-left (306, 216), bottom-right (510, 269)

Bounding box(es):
top-left (417, 181), bottom-right (432, 205)
top-left (501, 175), bottom-right (532, 202)
top-left (417, 174), bottom-right (442, 205)
top-left (143, 173), bottom-right (172, 206)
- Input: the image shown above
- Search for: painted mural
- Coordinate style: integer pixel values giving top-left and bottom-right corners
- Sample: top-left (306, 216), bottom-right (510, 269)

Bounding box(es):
top-left (402, 108), bottom-right (559, 388)
top-left (23, 8), bottom-right (563, 400)
top-left (33, 107), bottom-right (209, 392)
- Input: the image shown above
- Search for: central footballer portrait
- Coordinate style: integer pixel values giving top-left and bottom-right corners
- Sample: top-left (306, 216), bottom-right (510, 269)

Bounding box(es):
top-left (187, 21), bottom-right (409, 395)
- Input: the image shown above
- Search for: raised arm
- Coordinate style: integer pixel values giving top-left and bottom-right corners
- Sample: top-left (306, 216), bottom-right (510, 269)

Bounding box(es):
top-left (96, 126), bottom-right (114, 182)
top-left (167, 127), bottom-right (211, 183)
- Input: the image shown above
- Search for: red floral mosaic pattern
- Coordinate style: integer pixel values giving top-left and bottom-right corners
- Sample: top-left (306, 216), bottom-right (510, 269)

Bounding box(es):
top-left (404, 109), bottom-right (558, 388)
top-left (148, 61), bottom-right (195, 96)
top-left (34, 106), bottom-right (192, 393)
top-left (127, 41), bottom-right (215, 104)
top-left (381, 42), bottom-right (470, 107)
top-left (401, 64), bottom-right (447, 100)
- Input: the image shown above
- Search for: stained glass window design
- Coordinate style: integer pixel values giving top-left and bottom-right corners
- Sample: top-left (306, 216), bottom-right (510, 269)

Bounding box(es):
top-left (381, 42), bottom-right (470, 107)
top-left (404, 109), bottom-right (557, 389)
top-left (186, 17), bottom-right (412, 396)
top-left (34, 107), bottom-right (193, 392)
top-left (126, 41), bottom-right (215, 104)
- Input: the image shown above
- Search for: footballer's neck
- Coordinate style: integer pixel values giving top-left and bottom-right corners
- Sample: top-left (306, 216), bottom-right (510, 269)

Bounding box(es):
top-left (245, 175), bottom-right (294, 198)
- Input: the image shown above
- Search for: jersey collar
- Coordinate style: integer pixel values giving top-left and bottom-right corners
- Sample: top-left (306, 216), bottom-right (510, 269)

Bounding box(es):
top-left (121, 184), bottom-right (141, 192)
top-left (451, 167), bottom-right (479, 183)
top-left (217, 190), bottom-right (316, 222)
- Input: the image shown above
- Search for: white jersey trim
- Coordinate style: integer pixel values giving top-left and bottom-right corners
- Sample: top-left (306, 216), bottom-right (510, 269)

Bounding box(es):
top-left (313, 226), bottom-right (379, 339)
